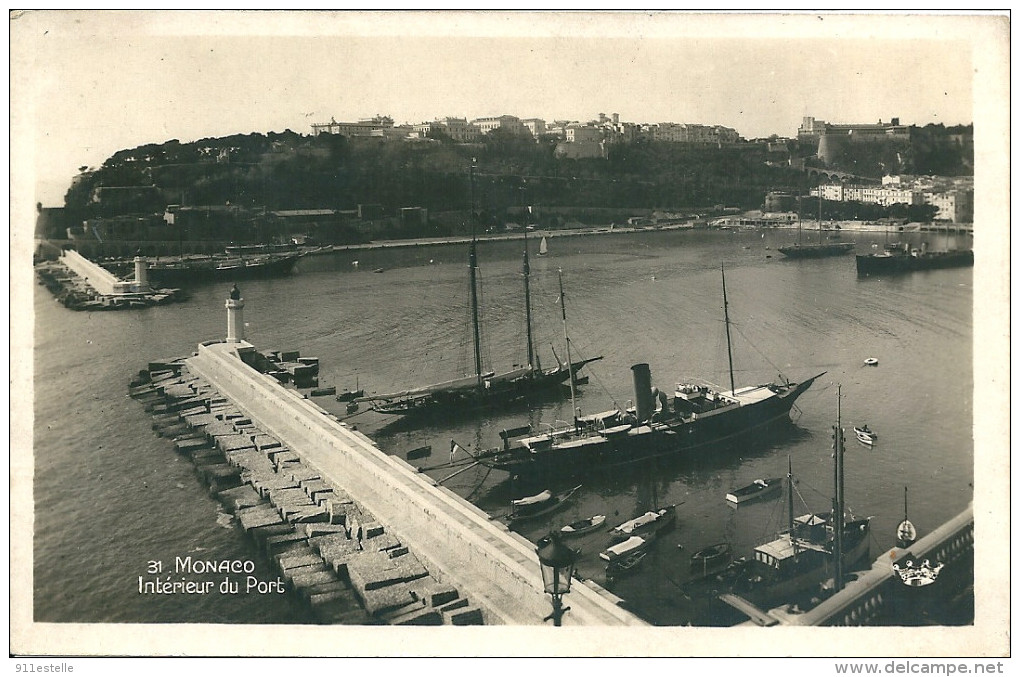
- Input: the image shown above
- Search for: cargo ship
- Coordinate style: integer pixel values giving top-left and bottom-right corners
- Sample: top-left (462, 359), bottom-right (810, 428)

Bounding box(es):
top-left (856, 242), bottom-right (974, 276)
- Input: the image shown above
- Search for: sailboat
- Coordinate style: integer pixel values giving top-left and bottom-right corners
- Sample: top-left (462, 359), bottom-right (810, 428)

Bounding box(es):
top-left (778, 192), bottom-right (855, 259)
top-left (696, 388), bottom-right (872, 610)
top-left (896, 486), bottom-right (917, 548)
top-left (479, 264), bottom-right (824, 480)
top-left (538, 236), bottom-right (548, 257)
top-left (357, 168), bottom-right (600, 417)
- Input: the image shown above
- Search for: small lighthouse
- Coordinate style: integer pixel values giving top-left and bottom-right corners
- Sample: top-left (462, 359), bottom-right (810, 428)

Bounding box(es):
top-left (226, 284), bottom-right (245, 342)
top-left (133, 255), bottom-right (149, 291)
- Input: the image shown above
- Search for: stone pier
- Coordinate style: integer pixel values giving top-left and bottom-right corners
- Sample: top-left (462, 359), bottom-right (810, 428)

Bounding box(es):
top-left (183, 338), bottom-right (643, 626)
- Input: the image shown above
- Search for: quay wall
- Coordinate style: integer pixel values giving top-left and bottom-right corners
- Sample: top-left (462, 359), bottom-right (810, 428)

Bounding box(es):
top-left (187, 340), bottom-right (643, 626)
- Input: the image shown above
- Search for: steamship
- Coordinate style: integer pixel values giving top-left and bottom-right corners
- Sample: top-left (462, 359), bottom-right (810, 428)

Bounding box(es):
top-left (479, 363), bottom-right (822, 480)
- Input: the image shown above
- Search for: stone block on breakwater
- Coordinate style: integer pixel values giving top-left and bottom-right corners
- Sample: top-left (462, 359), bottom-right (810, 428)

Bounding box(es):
top-left (301, 523), bottom-right (348, 539)
top-left (182, 412), bottom-right (218, 428)
top-left (216, 434), bottom-right (256, 454)
top-left (362, 532), bottom-right (401, 553)
top-left (388, 606), bottom-right (443, 626)
top-left (264, 532), bottom-right (308, 557)
top-left (287, 467), bottom-right (321, 483)
top-left (358, 582), bottom-right (420, 617)
top-left (284, 506), bottom-right (330, 523)
top-left (252, 434), bottom-right (282, 451)
top-left (412, 582), bottom-right (459, 608)
top-left (217, 485), bottom-right (263, 512)
top-left (202, 420), bottom-right (237, 438)
top-left (276, 550), bottom-right (322, 571)
top-left (224, 448), bottom-right (274, 473)
top-left (346, 550), bottom-right (428, 592)
top-left (446, 607), bottom-right (484, 626)
top-left (236, 505), bottom-right (285, 531)
top-left (268, 487), bottom-right (313, 509)
top-left (291, 568), bottom-right (339, 591)
top-left (174, 438), bottom-right (211, 454)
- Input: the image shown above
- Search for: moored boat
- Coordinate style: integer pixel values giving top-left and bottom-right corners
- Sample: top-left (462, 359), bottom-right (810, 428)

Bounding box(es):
top-left (856, 242), bottom-right (973, 276)
top-left (609, 504), bottom-right (678, 542)
top-left (690, 542), bottom-right (732, 570)
top-left (356, 222), bottom-right (600, 418)
top-left (504, 484), bottom-right (582, 524)
top-left (599, 535), bottom-right (648, 563)
top-left (725, 477), bottom-right (783, 504)
top-left (689, 389), bottom-right (873, 611)
top-left (559, 514), bottom-right (606, 537)
top-left (606, 550), bottom-right (648, 581)
top-left (479, 265), bottom-right (823, 481)
top-left (147, 251), bottom-right (303, 286)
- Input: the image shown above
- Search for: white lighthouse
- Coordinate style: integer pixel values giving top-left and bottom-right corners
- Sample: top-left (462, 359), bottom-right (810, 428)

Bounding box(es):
top-left (226, 284), bottom-right (245, 343)
top-left (132, 256), bottom-right (149, 292)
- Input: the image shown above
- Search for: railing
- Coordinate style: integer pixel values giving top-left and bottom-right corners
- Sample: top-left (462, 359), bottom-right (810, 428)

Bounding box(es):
top-left (783, 504), bottom-right (973, 626)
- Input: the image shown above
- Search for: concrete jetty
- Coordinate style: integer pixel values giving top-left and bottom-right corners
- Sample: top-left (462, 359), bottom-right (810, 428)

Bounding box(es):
top-left (129, 290), bottom-right (644, 626)
top-left (35, 250), bottom-right (184, 310)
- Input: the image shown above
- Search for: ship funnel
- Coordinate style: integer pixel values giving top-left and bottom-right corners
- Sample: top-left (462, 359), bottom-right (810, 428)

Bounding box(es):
top-left (631, 363), bottom-right (654, 423)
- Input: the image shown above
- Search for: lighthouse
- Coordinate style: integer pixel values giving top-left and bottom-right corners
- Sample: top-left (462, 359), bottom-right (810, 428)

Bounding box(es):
top-left (133, 255), bottom-right (149, 291)
top-left (226, 284), bottom-right (245, 342)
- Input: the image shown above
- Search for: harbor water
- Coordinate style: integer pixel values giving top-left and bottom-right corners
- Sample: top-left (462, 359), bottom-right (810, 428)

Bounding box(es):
top-left (32, 228), bottom-right (974, 625)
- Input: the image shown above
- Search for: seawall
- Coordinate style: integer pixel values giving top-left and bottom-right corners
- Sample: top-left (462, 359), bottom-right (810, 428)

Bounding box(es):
top-left (185, 339), bottom-right (643, 626)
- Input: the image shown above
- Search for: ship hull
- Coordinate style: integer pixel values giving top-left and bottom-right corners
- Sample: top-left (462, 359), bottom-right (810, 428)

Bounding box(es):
top-left (147, 254), bottom-right (301, 286)
top-left (484, 375), bottom-right (821, 479)
top-left (856, 250), bottom-right (973, 276)
top-left (778, 243), bottom-right (856, 258)
top-left (368, 358), bottom-right (601, 416)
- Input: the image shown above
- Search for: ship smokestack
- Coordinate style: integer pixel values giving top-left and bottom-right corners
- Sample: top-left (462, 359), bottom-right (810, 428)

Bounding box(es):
top-left (631, 363), bottom-right (654, 423)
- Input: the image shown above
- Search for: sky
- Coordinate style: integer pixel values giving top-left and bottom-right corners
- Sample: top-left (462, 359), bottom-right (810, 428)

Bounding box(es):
top-left (11, 11), bottom-right (995, 207)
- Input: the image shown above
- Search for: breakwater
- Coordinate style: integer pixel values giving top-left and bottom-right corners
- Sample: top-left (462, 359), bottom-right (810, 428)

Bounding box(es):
top-left (35, 250), bottom-right (185, 310)
top-left (133, 338), bottom-right (643, 626)
top-left (131, 359), bottom-right (485, 625)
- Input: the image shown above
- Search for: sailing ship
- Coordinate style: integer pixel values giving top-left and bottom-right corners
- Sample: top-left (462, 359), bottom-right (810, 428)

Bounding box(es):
top-left (356, 168), bottom-right (600, 417)
top-left (477, 264), bottom-right (823, 480)
top-left (855, 241), bottom-right (973, 276)
top-left (896, 486), bottom-right (917, 548)
top-left (689, 390), bottom-right (872, 611)
top-left (538, 236), bottom-right (548, 256)
top-left (778, 195), bottom-right (855, 259)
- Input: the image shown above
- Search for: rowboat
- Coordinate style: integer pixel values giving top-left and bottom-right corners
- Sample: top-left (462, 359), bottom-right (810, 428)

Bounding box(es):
top-left (609, 504), bottom-right (678, 542)
top-left (689, 542), bottom-right (732, 570)
top-left (854, 425), bottom-right (876, 446)
top-left (725, 477), bottom-right (783, 504)
top-left (559, 514), bottom-right (606, 537)
top-left (599, 535), bottom-right (648, 562)
top-left (606, 550), bottom-right (648, 581)
top-left (505, 484), bottom-right (582, 523)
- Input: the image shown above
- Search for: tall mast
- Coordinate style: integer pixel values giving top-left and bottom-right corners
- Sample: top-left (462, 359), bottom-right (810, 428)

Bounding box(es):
top-left (523, 230), bottom-right (535, 370)
top-left (558, 269), bottom-right (577, 426)
top-left (787, 455), bottom-right (794, 539)
top-left (721, 263), bottom-right (736, 396)
top-left (833, 385), bottom-right (845, 593)
top-left (468, 159), bottom-right (482, 386)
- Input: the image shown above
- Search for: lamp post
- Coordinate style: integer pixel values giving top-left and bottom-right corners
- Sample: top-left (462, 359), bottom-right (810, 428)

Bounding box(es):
top-left (536, 532), bottom-right (578, 626)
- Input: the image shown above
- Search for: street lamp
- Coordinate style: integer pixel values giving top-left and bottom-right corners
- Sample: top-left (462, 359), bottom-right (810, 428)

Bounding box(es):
top-left (536, 532), bottom-right (578, 626)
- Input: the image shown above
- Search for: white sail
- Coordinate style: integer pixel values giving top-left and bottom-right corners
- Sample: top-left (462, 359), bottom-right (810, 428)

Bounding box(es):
top-left (539, 237), bottom-right (548, 255)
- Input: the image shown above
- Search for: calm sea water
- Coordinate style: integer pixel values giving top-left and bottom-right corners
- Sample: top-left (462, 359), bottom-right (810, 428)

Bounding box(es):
top-left (32, 229), bottom-right (973, 625)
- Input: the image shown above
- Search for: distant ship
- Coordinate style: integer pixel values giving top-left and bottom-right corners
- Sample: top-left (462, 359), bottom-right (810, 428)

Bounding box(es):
top-left (147, 251), bottom-right (303, 286)
top-left (779, 200), bottom-right (855, 259)
top-left (475, 265), bottom-right (822, 480)
top-left (856, 242), bottom-right (974, 276)
top-left (778, 241), bottom-right (856, 258)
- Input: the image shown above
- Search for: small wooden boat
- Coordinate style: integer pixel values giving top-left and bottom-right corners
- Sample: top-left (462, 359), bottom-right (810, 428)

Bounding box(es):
top-left (854, 426), bottom-right (876, 446)
top-left (864, 357), bottom-right (879, 366)
top-left (725, 477), bottom-right (783, 504)
top-left (606, 550), bottom-right (647, 581)
top-left (690, 542), bottom-right (731, 571)
top-left (405, 445), bottom-right (432, 460)
top-left (336, 387), bottom-right (364, 402)
top-left (609, 504), bottom-right (678, 542)
top-left (309, 386), bottom-right (336, 397)
top-left (505, 484), bottom-right (582, 523)
top-left (853, 425), bottom-right (877, 440)
top-left (559, 514), bottom-right (606, 537)
top-left (599, 535), bottom-right (648, 562)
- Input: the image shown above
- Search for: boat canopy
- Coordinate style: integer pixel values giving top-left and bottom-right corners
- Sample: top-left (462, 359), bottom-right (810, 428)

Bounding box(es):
top-left (512, 490), bottom-right (552, 507)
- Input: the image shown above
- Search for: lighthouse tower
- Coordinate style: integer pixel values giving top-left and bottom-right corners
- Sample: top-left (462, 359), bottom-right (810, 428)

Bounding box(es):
top-left (226, 284), bottom-right (245, 343)
top-left (133, 256), bottom-right (149, 291)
